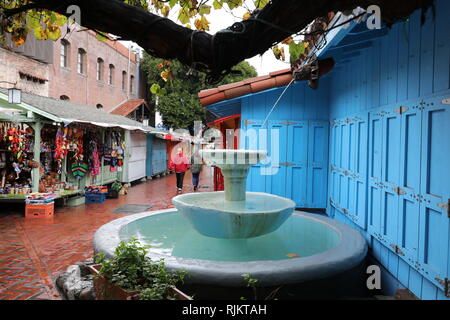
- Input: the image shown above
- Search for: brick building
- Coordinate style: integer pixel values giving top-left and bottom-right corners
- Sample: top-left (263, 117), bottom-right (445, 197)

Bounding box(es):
top-left (1, 24), bottom-right (151, 122)
top-left (0, 35), bottom-right (52, 96)
top-left (49, 24), bottom-right (147, 112)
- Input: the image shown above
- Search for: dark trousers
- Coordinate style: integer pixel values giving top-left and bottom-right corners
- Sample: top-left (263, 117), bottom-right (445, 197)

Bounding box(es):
top-left (192, 173), bottom-right (200, 187)
top-left (176, 172), bottom-right (185, 189)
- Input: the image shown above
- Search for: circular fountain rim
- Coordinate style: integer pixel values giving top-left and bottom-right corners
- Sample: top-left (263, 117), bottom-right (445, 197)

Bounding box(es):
top-left (94, 209), bottom-right (368, 287)
top-left (172, 191), bottom-right (296, 214)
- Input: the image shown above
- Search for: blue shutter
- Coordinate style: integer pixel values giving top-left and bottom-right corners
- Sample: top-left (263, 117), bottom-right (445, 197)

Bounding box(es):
top-left (307, 121), bottom-right (329, 208)
top-left (418, 96), bottom-right (450, 291)
top-left (286, 121), bottom-right (309, 207)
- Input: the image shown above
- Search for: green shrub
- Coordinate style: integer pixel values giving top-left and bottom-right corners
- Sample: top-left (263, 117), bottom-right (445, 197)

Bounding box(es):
top-left (94, 238), bottom-right (187, 300)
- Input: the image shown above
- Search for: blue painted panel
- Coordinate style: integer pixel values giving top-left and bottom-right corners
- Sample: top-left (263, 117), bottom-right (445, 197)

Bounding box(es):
top-left (418, 97), bottom-right (450, 290)
top-left (398, 105), bottom-right (422, 267)
top-left (146, 134), bottom-right (154, 177)
top-left (151, 137), bottom-right (167, 175)
top-left (433, 0), bottom-right (450, 92)
top-left (243, 121), bottom-right (267, 193)
top-left (307, 121), bottom-right (329, 208)
top-left (286, 121), bottom-right (309, 207)
top-left (368, 111), bottom-right (383, 236)
top-left (379, 107), bottom-right (401, 252)
top-left (265, 121), bottom-right (288, 198)
top-left (407, 10), bottom-right (422, 100)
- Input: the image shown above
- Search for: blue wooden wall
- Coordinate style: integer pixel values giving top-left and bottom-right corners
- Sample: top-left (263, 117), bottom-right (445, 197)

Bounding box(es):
top-left (236, 0), bottom-right (450, 299)
top-left (327, 0), bottom-right (450, 300)
top-left (240, 81), bottom-right (330, 208)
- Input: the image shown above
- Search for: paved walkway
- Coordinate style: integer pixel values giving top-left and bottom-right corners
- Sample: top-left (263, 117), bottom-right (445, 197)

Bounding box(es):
top-left (0, 169), bottom-right (213, 300)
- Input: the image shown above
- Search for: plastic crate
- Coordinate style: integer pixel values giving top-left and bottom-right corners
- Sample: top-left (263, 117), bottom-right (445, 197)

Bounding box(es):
top-left (25, 202), bottom-right (54, 218)
top-left (85, 193), bottom-right (106, 204)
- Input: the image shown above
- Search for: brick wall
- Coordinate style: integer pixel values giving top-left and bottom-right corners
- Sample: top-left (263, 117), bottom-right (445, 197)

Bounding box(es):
top-left (48, 25), bottom-right (141, 111)
top-left (0, 47), bottom-right (50, 96)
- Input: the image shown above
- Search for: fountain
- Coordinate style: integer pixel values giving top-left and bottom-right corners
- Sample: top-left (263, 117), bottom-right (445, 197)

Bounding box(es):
top-left (94, 150), bottom-right (368, 299)
top-left (172, 150), bottom-right (295, 239)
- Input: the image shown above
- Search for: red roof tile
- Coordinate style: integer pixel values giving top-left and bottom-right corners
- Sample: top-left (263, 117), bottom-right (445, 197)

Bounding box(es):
top-left (110, 99), bottom-right (145, 116)
top-left (198, 68), bottom-right (293, 107)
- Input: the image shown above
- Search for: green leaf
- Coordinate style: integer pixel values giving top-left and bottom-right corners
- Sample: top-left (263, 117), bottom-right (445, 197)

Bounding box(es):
top-left (253, 0), bottom-right (269, 8)
top-left (178, 8), bottom-right (190, 25)
top-left (213, 0), bottom-right (223, 10)
top-left (289, 41), bottom-right (305, 63)
top-left (199, 5), bottom-right (211, 15)
top-left (150, 83), bottom-right (161, 95)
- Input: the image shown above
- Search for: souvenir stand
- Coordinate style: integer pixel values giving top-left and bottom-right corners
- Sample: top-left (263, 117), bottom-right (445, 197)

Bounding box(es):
top-left (0, 89), bottom-right (146, 211)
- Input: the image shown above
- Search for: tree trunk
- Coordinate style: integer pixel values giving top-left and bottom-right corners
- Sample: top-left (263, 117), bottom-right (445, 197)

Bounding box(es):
top-left (6, 0), bottom-right (433, 76)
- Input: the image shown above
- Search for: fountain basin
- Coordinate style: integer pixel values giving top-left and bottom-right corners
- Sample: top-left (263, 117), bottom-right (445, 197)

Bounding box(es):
top-left (173, 192), bottom-right (295, 239)
top-left (94, 209), bottom-right (368, 291)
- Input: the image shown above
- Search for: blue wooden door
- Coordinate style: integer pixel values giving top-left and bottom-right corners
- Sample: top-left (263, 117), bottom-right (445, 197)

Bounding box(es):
top-left (350, 114), bottom-right (369, 229)
top-left (286, 121), bottom-right (309, 207)
top-left (398, 104), bottom-right (422, 267)
top-left (368, 110), bottom-right (384, 237)
top-left (265, 121), bottom-right (288, 198)
top-left (379, 108), bottom-right (402, 252)
top-left (418, 96), bottom-right (450, 290)
top-left (242, 121), bottom-right (267, 193)
top-left (307, 121), bottom-right (329, 208)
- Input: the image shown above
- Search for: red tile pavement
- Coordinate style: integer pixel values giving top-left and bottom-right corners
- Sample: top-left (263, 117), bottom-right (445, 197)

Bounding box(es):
top-left (0, 169), bottom-right (213, 300)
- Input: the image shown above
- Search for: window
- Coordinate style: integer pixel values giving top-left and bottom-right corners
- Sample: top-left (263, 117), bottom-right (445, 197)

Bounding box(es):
top-left (60, 40), bottom-right (69, 68)
top-left (77, 48), bottom-right (86, 74)
top-left (122, 71), bottom-right (127, 91)
top-left (130, 75), bottom-right (134, 93)
top-left (96, 58), bottom-right (104, 81)
top-left (108, 64), bottom-right (115, 85)
top-left (96, 104), bottom-right (103, 109)
top-left (60, 95), bottom-right (70, 101)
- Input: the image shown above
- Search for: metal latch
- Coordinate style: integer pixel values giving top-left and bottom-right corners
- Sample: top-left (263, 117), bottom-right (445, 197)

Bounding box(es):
top-left (442, 98), bottom-right (450, 105)
top-left (390, 244), bottom-right (405, 256)
top-left (280, 162), bottom-right (295, 167)
top-left (279, 121), bottom-right (296, 126)
top-left (244, 120), bottom-right (256, 126)
top-left (436, 278), bottom-right (450, 297)
top-left (437, 199), bottom-right (450, 218)
top-left (394, 106), bottom-right (409, 114)
top-left (393, 187), bottom-right (406, 196)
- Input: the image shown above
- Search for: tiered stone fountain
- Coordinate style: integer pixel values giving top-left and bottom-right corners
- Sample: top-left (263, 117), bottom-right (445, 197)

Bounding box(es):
top-left (94, 150), bottom-right (368, 299)
top-left (172, 150), bottom-right (295, 239)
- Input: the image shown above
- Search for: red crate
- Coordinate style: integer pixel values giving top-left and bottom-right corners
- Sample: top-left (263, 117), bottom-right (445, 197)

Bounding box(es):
top-left (25, 203), bottom-right (54, 218)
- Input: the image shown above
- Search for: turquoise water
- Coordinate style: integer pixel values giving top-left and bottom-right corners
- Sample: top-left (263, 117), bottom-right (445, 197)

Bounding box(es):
top-left (119, 212), bottom-right (340, 262)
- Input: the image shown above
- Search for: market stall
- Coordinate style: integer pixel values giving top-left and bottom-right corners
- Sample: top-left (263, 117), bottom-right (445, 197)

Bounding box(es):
top-left (0, 88), bottom-right (148, 205)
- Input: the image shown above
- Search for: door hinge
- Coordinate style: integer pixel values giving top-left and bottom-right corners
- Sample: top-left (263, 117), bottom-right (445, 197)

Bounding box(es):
top-left (391, 244), bottom-right (405, 256)
top-left (435, 278), bottom-right (450, 297)
top-left (442, 98), bottom-right (450, 105)
top-left (279, 121), bottom-right (296, 126)
top-left (244, 120), bottom-right (256, 126)
top-left (280, 162), bottom-right (295, 167)
top-left (393, 187), bottom-right (406, 196)
top-left (437, 199), bottom-right (450, 218)
top-left (394, 106), bottom-right (409, 115)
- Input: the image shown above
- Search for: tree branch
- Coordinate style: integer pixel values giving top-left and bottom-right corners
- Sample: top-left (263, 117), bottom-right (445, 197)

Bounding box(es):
top-left (3, 0), bottom-right (433, 78)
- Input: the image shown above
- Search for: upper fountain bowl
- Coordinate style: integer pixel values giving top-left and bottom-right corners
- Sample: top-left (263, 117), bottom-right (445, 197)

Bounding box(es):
top-left (200, 149), bottom-right (267, 169)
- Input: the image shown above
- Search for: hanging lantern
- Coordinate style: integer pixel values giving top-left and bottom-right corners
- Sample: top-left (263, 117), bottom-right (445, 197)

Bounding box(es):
top-left (8, 87), bottom-right (22, 104)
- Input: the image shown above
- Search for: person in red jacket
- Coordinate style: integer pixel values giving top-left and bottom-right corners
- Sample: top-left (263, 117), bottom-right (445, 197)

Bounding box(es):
top-left (169, 148), bottom-right (190, 192)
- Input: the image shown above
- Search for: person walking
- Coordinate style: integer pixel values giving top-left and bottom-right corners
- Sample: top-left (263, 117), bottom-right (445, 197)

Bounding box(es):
top-left (190, 146), bottom-right (203, 191)
top-left (169, 148), bottom-right (190, 192)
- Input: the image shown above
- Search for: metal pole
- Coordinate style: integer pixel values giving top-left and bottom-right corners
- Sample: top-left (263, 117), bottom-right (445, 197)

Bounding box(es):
top-left (31, 121), bottom-right (42, 193)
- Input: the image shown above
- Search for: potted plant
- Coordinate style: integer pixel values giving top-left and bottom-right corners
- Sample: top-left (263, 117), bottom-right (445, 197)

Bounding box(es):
top-left (90, 238), bottom-right (191, 300)
top-left (107, 181), bottom-right (122, 199)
